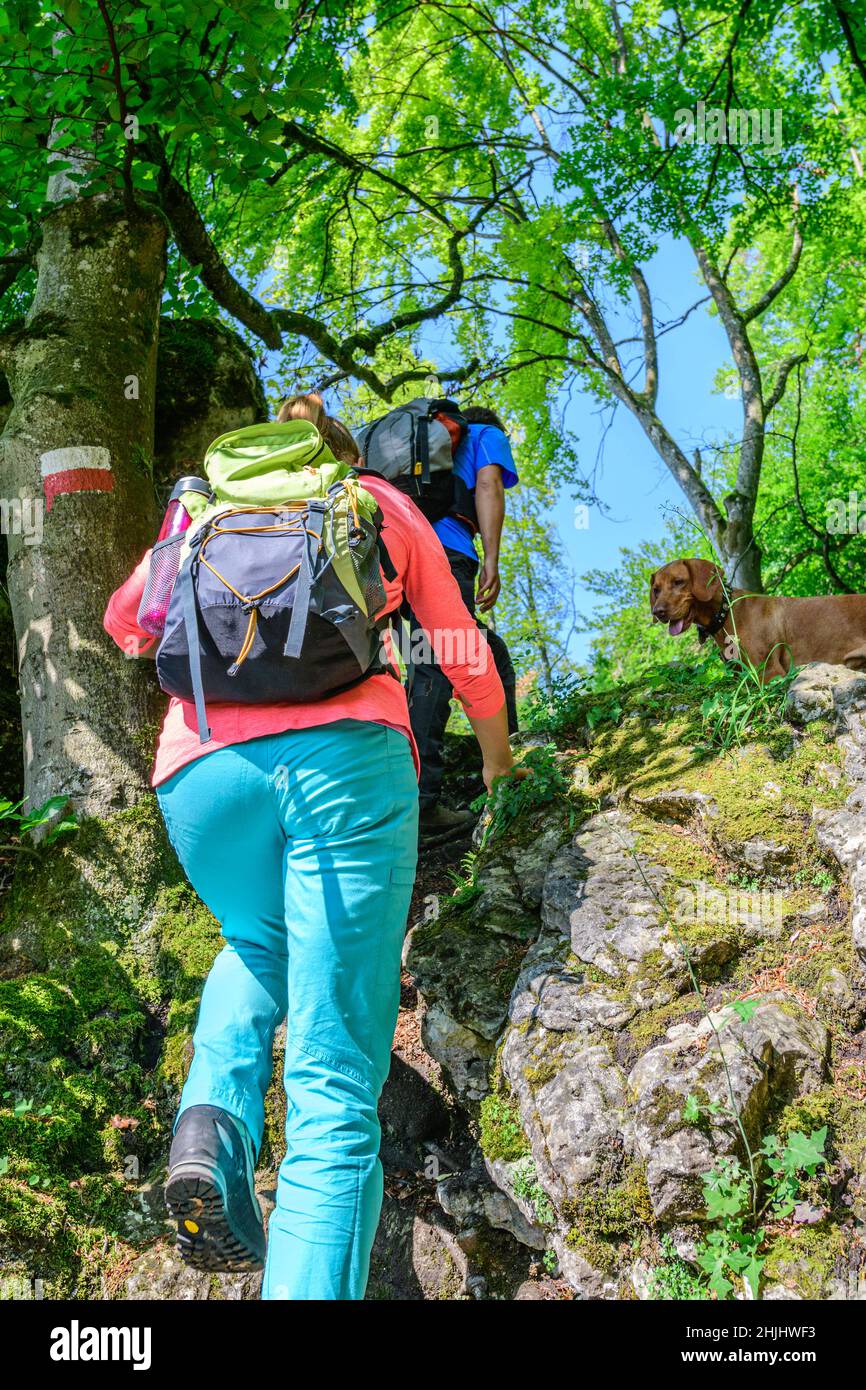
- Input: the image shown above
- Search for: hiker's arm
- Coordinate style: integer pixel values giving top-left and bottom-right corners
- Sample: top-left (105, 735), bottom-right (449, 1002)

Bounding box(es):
top-left (103, 551), bottom-right (157, 659)
top-left (474, 464), bottom-right (505, 613)
top-left (465, 702), bottom-right (513, 793)
top-left (394, 501), bottom-right (511, 776)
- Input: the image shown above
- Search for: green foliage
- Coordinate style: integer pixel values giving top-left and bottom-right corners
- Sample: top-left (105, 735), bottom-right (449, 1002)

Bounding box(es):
top-left (0, 796), bottom-right (78, 852)
top-left (697, 1155), bottom-right (765, 1300)
top-left (0, 799), bottom-right (222, 1293)
top-left (522, 670), bottom-right (594, 734)
top-left (691, 1128), bottom-right (829, 1300)
top-left (648, 1235), bottom-right (710, 1301)
top-left (697, 661), bottom-right (798, 754)
top-left (761, 1127), bottom-right (828, 1219)
top-left (479, 1094), bottom-right (530, 1163)
top-left (447, 850), bottom-right (481, 908)
top-left (475, 744), bottom-right (569, 842)
top-left (495, 486), bottom-right (582, 692)
top-left (682, 1092), bottom-right (721, 1126)
top-left (511, 1156), bottom-right (554, 1227)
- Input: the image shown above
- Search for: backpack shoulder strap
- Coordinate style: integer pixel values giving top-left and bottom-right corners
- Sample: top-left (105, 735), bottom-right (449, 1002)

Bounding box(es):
top-left (178, 529), bottom-right (212, 744)
top-left (377, 534), bottom-right (397, 583)
top-left (283, 498), bottom-right (327, 660)
top-left (351, 469), bottom-right (399, 581)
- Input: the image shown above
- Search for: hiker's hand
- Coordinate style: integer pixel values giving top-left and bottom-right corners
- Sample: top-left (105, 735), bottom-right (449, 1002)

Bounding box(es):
top-left (483, 762), bottom-right (530, 795)
top-left (477, 559), bottom-right (500, 612)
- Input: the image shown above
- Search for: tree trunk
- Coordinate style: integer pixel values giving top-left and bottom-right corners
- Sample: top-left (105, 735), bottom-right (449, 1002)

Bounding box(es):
top-left (721, 492), bottom-right (763, 591)
top-left (154, 318), bottom-right (267, 494)
top-left (0, 199), bottom-right (166, 816)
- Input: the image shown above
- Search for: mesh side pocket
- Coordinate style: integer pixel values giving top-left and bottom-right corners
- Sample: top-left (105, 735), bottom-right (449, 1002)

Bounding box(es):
top-left (362, 556), bottom-right (387, 618)
top-left (138, 534), bottom-right (185, 635)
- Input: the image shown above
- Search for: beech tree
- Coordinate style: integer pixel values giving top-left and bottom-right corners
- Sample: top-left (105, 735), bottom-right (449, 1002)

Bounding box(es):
top-left (1, 0), bottom-right (864, 823)
top-left (0, 1), bottom-right (487, 815)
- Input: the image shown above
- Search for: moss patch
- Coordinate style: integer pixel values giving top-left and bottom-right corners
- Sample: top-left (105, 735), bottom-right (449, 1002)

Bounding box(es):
top-left (563, 1159), bottom-right (655, 1278)
top-left (762, 1221), bottom-right (846, 1299)
top-left (0, 797), bottom-right (221, 1295)
top-left (479, 1093), bottom-right (530, 1163)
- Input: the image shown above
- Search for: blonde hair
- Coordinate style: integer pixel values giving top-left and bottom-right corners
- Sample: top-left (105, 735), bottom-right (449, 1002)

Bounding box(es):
top-left (277, 392), bottom-right (360, 466)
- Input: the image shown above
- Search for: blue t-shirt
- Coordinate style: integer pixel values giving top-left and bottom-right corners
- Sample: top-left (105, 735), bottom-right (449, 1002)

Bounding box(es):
top-left (432, 423), bottom-right (519, 559)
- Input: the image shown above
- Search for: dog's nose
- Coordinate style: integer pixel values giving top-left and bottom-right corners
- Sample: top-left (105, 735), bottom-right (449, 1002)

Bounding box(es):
top-left (652, 606), bottom-right (668, 621)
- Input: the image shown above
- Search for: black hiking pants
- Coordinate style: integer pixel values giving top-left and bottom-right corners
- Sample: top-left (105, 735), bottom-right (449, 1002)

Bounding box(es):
top-left (406, 547), bottom-right (518, 810)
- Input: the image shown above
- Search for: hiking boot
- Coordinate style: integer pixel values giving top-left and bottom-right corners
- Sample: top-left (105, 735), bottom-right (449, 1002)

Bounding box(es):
top-left (418, 803), bottom-right (476, 844)
top-left (165, 1104), bottom-right (266, 1273)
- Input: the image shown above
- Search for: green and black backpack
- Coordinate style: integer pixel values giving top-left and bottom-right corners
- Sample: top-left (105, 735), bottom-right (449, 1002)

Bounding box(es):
top-left (153, 420), bottom-right (396, 742)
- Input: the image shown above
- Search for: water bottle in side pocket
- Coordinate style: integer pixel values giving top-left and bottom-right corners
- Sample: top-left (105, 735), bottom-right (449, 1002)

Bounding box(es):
top-left (138, 476), bottom-right (212, 636)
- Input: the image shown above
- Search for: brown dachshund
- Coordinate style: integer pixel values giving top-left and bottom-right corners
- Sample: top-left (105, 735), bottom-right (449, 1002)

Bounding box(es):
top-left (649, 558), bottom-right (866, 680)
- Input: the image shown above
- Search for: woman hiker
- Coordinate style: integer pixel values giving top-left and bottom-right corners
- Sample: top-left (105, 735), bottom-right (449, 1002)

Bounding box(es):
top-left (103, 394), bottom-right (514, 1300)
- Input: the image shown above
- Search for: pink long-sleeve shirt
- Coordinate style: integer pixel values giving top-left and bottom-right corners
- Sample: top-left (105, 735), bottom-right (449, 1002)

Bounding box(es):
top-left (103, 475), bottom-right (505, 787)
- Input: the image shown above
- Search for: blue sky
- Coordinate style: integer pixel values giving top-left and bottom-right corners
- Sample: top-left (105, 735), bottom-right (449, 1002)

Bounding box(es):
top-left (549, 232), bottom-right (742, 660)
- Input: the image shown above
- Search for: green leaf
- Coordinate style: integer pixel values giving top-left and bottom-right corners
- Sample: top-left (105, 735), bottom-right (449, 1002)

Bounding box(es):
top-left (32, 795), bottom-right (72, 820)
top-left (742, 1254), bottom-right (764, 1299)
top-left (683, 1093), bottom-right (702, 1124)
top-left (783, 1127), bottom-right (828, 1174)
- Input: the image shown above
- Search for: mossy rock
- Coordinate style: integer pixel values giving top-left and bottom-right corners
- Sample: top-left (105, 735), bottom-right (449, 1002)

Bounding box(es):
top-left (154, 317), bottom-right (268, 493)
top-left (0, 796), bottom-right (222, 1294)
top-left (762, 1221), bottom-right (847, 1300)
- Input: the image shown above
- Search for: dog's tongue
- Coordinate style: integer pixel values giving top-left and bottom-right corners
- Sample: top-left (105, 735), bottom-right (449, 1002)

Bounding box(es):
top-left (668, 619), bottom-right (686, 636)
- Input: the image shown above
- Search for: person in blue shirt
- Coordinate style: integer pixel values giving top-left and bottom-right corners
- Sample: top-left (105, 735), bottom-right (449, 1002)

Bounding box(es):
top-left (408, 405), bottom-right (520, 840)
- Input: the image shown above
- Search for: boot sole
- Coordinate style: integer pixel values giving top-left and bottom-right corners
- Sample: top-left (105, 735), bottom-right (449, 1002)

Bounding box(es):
top-left (165, 1164), bottom-right (265, 1274)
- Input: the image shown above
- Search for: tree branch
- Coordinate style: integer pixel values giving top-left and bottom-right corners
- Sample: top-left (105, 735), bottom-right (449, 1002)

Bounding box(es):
top-left (833, 1), bottom-right (866, 88)
top-left (742, 216), bottom-right (803, 324)
top-left (765, 351), bottom-right (808, 416)
top-left (146, 129), bottom-right (477, 398)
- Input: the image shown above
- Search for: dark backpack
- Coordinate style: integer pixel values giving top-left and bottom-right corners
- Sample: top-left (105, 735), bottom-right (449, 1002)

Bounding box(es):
top-left (355, 397), bottom-right (477, 531)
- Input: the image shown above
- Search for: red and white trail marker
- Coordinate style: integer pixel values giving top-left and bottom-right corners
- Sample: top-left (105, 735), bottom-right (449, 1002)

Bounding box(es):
top-left (40, 447), bottom-right (114, 512)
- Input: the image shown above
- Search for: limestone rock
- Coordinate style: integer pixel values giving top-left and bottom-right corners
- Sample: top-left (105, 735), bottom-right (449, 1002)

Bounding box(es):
top-left (814, 709), bottom-right (866, 967)
top-left (367, 1194), bottom-right (470, 1300)
top-left (631, 789), bottom-right (718, 823)
top-left (407, 901), bottom-right (537, 1048)
top-left (122, 1242), bottom-right (262, 1300)
top-left (629, 1001), bottom-right (829, 1220)
top-left (501, 1022), bottom-right (629, 1206)
top-left (785, 663), bottom-right (866, 726)
top-left (727, 836), bottom-right (793, 875)
top-left (550, 1232), bottom-right (618, 1300)
top-left (438, 1169), bottom-right (547, 1251)
top-left (817, 966), bottom-right (864, 1028)
top-left (508, 943), bottom-right (637, 1033)
top-left (419, 1002), bottom-right (494, 1102)
top-left (543, 811), bottom-right (679, 1004)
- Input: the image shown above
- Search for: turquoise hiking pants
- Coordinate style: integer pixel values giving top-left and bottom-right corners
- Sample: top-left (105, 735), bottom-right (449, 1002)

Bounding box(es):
top-left (155, 720), bottom-right (419, 1299)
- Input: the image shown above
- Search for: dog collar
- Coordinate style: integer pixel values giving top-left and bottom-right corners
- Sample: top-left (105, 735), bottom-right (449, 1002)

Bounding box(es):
top-left (697, 598), bottom-right (729, 644)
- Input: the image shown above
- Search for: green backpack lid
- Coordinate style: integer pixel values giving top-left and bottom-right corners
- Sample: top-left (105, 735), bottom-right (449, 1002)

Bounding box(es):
top-left (202, 419), bottom-right (369, 509)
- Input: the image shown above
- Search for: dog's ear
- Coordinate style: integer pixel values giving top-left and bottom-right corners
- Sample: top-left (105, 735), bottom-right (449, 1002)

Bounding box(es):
top-left (684, 558), bottom-right (722, 604)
